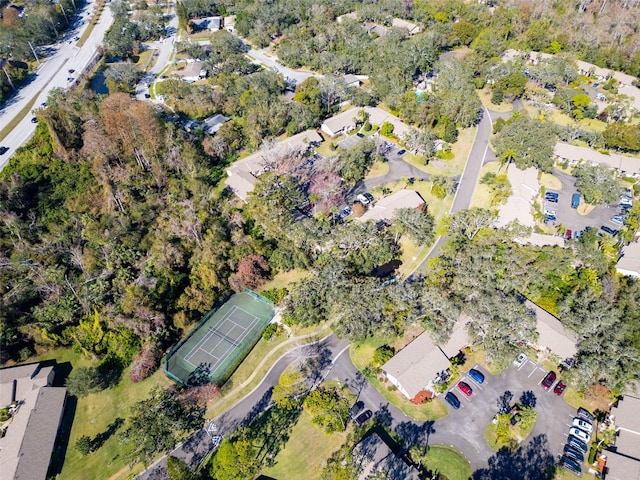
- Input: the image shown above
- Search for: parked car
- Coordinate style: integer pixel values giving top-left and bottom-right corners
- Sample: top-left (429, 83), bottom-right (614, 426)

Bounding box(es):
top-left (457, 381), bottom-right (473, 397)
top-left (468, 368), bottom-right (485, 384)
top-left (357, 193), bottom-right (371, 206)
top-left (445, 392), bottom-right (460, 409)
top-left (541, 371), bottom-right (557, 389)
top-left (513, 353), bottom-right (527, 368)
top-left (397, 149), bottom-right (406, 156)
top-left (620, 194), bottom-right (633, 206)
top-left (565, 229), bottom-right (573, 240)
top-left (545, 190), bottom-right (559, 199)
top-left (571, 193), bottom-right (581, 209)
top-left (601, 225), bottom-right (618, 236)
top-left (354, 409), bottom-right (372, 426)
top-left (545, 214), bottom-right (557, 223)
top-left (572, 418), bottom-right (593, 433)
top-left (362, 192), bottom-right (374, 204)
top-left (0, 146), bottom-right (8, 155)
top-left (554, 381), bottom-right (567, 396)
top-left (564, 444), bottom-right (585, 463)
top-left (560, 455), bottom-right (582, 476)
top-left (340, 207), bottom-right (353, 218)
top-left (544, 208), bottom-right (557, 216)
top-left (569, 427), bottom-right (591, 443)
top-left (577, 408), bottom-right (595, 423)
top-left (349, 401), bottom-right (364, 419)
top-left (611, 215), bottom-right (626, 225)
top-left (567, 435), bottom-right (589, 454)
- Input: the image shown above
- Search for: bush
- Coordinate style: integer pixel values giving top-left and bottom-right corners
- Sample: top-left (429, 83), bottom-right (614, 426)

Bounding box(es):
top-left (65, 366), bottom-right (106, 398)
top-left (75, 435), bottom-right (93, 455)
top-left (372, 345), bottom-right (394, 366)
top-left (262, 323), bottom-right (278, 340)
top-left (261, 287), bottom-right (288, 304)
top-left (380, 121), bottom-right (394, 137)
top-left (130, 343), bottom-right (161, 383)
top-left (363, 121), bottom-right (372, 132)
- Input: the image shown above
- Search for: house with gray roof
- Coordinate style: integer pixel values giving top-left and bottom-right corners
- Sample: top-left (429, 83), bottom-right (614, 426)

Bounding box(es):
top-left (554, 142), bottom-right (640, 177)
top-left (605, 393), bottom-right (640, 480)
top-left (525, 300), bottom-right (578, 360)
top-left (382, 318), bottom-right (469, 402)
top-left (391, 18), bottom-right (421, 35)
top-left (203, 114), bottom-right (229, 135)
top-left (357, 189), bottom-right (425, 224)
top-left (617, 241), bottom-right (640, 278)
top-left (0, 363), bottom-right (67, 480)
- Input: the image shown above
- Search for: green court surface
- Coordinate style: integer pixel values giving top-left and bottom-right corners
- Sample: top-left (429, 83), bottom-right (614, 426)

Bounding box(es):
top-left (164, 291), bottom-right (275, 386)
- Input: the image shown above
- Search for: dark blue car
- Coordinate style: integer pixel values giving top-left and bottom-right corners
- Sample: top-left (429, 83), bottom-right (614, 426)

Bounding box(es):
top-left (445, 392), bottom-right (460, 409)
top-left (468, 368), bottom-right (485, 384)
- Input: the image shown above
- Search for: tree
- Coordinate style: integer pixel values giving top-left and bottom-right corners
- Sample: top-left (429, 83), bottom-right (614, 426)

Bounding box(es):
top-left (75, 435), bottom-right (93, 455)
top-left (372, 345), bottom-right (394, 366)
top-left (65, 366), bottom-right (106, 398)
top-left (603, 122), bottom-right (640, 152)
top-left (130, 343), bottom-right (161, 382)
top-left (380, 121), bottom-right (395, 137)
top-left (303, 386), bottom-right (350, 433)
top-left (447, 208), bottom-right (495, 241)
top-left (392, 207), bottom-right (435, 245)
top-left (572, 163), bottom-right (619, 204)
top-left (493, 115), bottom-right (558, 172)
top-left (518, 406), bottom-right (537, 431)
top-left (119, 387), bottom-right (204, 464)
top-left (167, 456), bottom-right (194, 480)
top-left (272, 370), bottom-right (307, 410)
top-left (229, 254), bottom-right (271, 291)
top-left (210, 433), bottom-right (259, 480)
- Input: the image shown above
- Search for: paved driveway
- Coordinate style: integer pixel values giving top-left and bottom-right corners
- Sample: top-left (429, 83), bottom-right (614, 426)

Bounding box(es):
top-left (543, 169), bottom-right (624, 234)
top-left (438, 359), bottom-right (575, 467)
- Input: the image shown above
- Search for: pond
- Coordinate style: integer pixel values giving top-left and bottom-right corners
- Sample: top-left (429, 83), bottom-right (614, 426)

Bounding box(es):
top-left (89, 68), bottom-right (108, 95)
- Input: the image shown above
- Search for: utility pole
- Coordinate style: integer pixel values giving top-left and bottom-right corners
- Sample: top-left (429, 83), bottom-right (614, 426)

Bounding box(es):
top-left (1, 62), bottom-right (15, 90)
top-left (28, 42), bottom-right (40, 66)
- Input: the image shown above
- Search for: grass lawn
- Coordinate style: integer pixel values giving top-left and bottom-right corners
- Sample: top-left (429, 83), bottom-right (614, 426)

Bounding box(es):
top-left (522, 102), bottom-right (607, 133)
top-left (135, 49), bottom-right (155, 70)
top-left (349, 342), bottom-right (448, 421)
top-left (258, 268), bottom-right (310, 292)
top-left (470, 163), bottom-right (501, 209)
top-left (40, 348), bottom-right (173, 480)
top-left (555, 467), bottom-right (597, 480)
top-left (477, 88), bottom-right (513, 113)
top-left (418, 445), bottom-right (472, 480)
top-left (405, 127), bottom-right (477, 179)
top-left (365, 160), bottom-right (390, 179)
top-left (484, 414), bottom-right (537, 451)
top-left (262, 411), bottom-right (349, 480)
top-left (540, 172), bottom-right (562, 191)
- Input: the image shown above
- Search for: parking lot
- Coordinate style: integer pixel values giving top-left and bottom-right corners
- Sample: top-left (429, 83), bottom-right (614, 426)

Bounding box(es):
top-left (437, 356), bottom-right (577, 468)
top-left (543, 170), bottom-right (629, 235)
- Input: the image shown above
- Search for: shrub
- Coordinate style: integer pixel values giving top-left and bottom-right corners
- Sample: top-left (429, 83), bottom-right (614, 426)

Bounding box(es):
top-left (130, 343), bottom-right (161, 383)
top-left (66, 366), bottom-right (106, 398)
top-left (262, 323), bottom-right (278, 340)
top-left (372, 345), bottom-right (394, 366)
top-left (75, 435), bottom-right (93, 455)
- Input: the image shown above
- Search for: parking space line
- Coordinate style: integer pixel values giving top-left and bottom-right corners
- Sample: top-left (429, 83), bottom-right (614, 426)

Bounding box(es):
top-left (528, 364), bottom-right (543, 377)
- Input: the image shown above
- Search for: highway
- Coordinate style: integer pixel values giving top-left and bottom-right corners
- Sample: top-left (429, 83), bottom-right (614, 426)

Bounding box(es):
top-left (0, 0), bottom-right (114, 170)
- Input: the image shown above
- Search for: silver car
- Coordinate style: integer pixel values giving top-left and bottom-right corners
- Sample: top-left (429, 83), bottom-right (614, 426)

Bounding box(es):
top-left (572, 418), bottom-right (593, 433)
top-left (569, 427), bottom-right (591, 443)
top-left (513, 353), bottom-right (527, 368)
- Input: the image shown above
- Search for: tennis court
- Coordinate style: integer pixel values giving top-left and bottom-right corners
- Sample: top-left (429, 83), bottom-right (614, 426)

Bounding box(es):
top-left (164, 291), bottom-right (275, 386)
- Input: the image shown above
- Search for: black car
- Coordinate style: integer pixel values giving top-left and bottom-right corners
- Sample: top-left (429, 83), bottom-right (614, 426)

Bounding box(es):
top-left (354, 409), bottom-right (372, 426)
top-left (601, 225), bottom-right (618, 235)
top-left (445, 391), bottom-right (460, 409)
top-left (545, 196), bottom-right (558, 203)
top-left (349, 401), bottom-right (364, 419)
top-left (577, 407), bottom-right (595, 423)
top-left (560, 455), bottom-right (582, 476)
top-left (397, 149), bottom-right (406, 156)
top-left (564, 444), bottom-right (585, 463)
top-left (567, 435), bottom-right (589, 454)
top-left (0, 146), bottom-right (9, 155)
top-left (31, 117), bottom-right (38, 123)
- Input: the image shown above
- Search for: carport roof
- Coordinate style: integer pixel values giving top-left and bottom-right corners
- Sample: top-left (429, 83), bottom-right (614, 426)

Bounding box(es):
top-left (604, 451), bottom-right (640, 480)
top-left (612, 394), bottom-right (640, 436)
top-left (526, 300), bottom-right (578, 359)
top-left (617, 241), bottom-right (640, 278)
top-left (554, 143), bottom-right (640, 175)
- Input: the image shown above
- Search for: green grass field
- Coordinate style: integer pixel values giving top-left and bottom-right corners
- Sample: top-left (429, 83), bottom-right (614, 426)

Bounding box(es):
top-left (419, 445), bottom-right (472, 480)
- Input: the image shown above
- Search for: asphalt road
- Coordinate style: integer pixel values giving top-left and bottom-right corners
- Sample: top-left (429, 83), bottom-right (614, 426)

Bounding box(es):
top-left (246, 47), bottom-right (320, 85)
top-left (0, 0), bottom-right (114, 169)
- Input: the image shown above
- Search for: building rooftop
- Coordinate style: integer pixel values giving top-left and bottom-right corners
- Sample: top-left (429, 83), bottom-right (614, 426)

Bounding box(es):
top-left (526, 300), bottom-right (578, 359)
top-left (391, 18), bottom-right (421, 34)
top-left (440, 316), bottom-right (470, 358)
top-left (554, 143), bottom-right (640, 176)
top-left (612, 394), bottom-right (640, 436)
top-left (203, 114), bottom-right (229, 134)
top-left (357, 189), bottom-right (425, 223)
top-left (604, 450), bottom-right (640, 480)
top-left (495, 166), bottom-right (539, 228)
top-left (0, 363), bottom-right (67, 480)
top-left (172, 61), bottom-right (205, 79)
top-left (382, 331), bottom-right (451, 400)
top-left (617, 241), bottom-right (640, 277)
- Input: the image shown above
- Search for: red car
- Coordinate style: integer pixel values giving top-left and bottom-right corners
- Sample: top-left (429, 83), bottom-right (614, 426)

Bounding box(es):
top-left (565, 229), bottom-right (573, 240)
top-left (554, 380), bottom-right (567, 396)
top-left (541, 371), bottom-right (557, 390)
top-left (457, 381), bottom-right (473, 397)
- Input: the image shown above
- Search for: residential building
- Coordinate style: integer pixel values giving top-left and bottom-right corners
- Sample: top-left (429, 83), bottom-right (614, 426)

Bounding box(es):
top-left (203, 114), bottom-right (229, 135)
top-left (525, 300), bottom-right (578, 360)
top-left (356, 189), bottom-right (424, 224)
top-left (495, 166), bottom-right (540, 229)
top-left (225, 130), bottom-right (323, 201)
top-left (576, 60), bottom-right (611, 81)
top-left (617, 241), bottom-right (640, 278)
top-left (554, 142), bottom-right (640, 177)
top-left (343, 74), bottom-right (361, 89)
top-left (171, 61), bottom-right (206, 83)
top-left (0, 363), bottom-right (67, 480)
top-left (191, 16), bottom-right (222, 31)
top-left (605, 392), bottom-right (640, 480)
top-left (364, 23), bottom-right (389, 37)
top-left (391, 18), bottom-right (421, 35)
top-left (515, 233), bottom-right (565, 248)
top-left (336, 11), bottom-right (358, 23)
top-left (382, 318), bottom-right (469, 402)
top-left (321, 106), bottom-right (411, 138)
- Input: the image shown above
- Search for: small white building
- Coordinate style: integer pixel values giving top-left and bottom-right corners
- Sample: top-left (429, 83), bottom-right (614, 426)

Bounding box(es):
top-left (391, 18), bottom-right (421, 35)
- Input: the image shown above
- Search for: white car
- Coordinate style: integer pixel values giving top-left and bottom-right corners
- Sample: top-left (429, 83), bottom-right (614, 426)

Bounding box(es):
top-left (513, 353), bottom-right (527, 368)
top-left (569, 427), bottom-right (591, 443)
top-left (357, 194), bottom-right (370, 206)
top-left (572, 418), bottom-right (593, 433)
